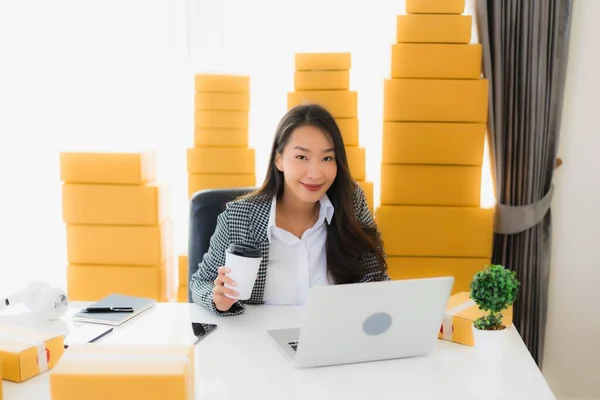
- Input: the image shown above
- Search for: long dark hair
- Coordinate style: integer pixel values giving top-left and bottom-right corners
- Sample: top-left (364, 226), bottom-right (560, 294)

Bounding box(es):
top-left (246, 104), bottom-right (387, 284)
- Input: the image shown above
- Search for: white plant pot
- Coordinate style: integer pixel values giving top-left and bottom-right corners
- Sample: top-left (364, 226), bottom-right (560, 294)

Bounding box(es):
top-left (472, 325), bottom-right (508, 362)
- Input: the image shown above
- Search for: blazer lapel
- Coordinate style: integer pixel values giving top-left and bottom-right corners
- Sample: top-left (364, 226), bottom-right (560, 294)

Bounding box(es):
top-left (247, 197), bottom-right (271, 304)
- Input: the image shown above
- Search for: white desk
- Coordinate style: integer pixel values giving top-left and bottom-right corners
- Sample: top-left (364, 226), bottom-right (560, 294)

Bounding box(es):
top-left (2, 302), bottom-right (556, 400)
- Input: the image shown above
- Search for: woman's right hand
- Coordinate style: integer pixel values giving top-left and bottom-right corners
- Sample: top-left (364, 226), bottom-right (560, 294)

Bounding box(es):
top-left (212, 266), bottom-right (239, 312)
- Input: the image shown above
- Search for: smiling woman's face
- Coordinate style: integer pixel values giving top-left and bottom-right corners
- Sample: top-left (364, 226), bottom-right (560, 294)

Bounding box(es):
top-left (275, 124), bottom-right (338, 204)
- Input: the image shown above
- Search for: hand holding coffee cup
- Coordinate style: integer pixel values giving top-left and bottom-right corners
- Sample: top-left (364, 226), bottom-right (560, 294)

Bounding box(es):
top-left (223, 244), bottom-right (262, 300)
top-left (212, 266), bottom-right (239, 312)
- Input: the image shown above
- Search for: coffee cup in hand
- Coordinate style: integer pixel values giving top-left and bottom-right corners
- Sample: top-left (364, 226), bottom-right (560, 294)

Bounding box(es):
top-left (224, 243), bottom-right (262, 300)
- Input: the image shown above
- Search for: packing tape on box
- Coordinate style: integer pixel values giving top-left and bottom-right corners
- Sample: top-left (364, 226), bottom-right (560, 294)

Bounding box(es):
top-left (62, 352), bottom-right (193, 396)
top-left (0, 332), bottom-right (48, 373)
top-left (442, 299), bottom-right (475, 341)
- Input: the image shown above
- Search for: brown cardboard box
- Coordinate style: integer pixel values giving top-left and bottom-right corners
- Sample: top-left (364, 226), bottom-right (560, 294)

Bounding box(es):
top-left (50, 344), bottom-right (194, 400)
top-left (59, 151), bottom-right (156, 185)
top-left (439, 292), bottom-right (513, 346)
top-left (0, 325), bottom-right (64, 382)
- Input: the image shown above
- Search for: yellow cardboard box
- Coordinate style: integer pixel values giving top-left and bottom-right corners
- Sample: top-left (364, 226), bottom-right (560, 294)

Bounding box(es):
top-left (188, 173), bottom-right (256, 198)
top-left (50, 344), bottom-right (195, 400)
top-left (0, 360), bottom-right (3, 399)
top-left (294, 70), bottom-right (350, 90)
top-left (376, 205), bottom-right (494, 257)
top-left (194, 128), bottom-right (248, 147)
top-left (177, 285), bottom-right (188, 303)
top-left (336, 118), bottom-right (359, 146)
top-left (345, 146), bottom-right (366, 181)
top-left (295, 52), bottom-right (351, 71)
top-left (0, 325), bottom-right (64, 382)
top-left (187, 147), bottom-right (255, 175)
top-left (384, 78), bottom-right (489, 123)
top-left (406, 0), bottom-right (465, 14)
top-left (380, 164), bottom-right (482, 206)
top-left (439, 292), bottom-right (513, 346)
top-left (396, 14), bottom-right (472, 44)
top-left (67, 262), bottom-right (169, 302)
top-left (382, 122), bottom-right (485, 166)
top-left (386, 256), bottom-right (491, 295)
top-left (62, 183), bottom-right (167, 226)
top-left (194, 110), bottom-right (249, 130)
top-left (194, 92), bottom-right (250, 111)
top-left (391, 43), bottom-right (481, 79)
top-left (194, 74), bottom-right (249, 93)
top-left (179, 254), bottom-right (188, 286)
top-left (287, 90), bottom-right (357, 118)
top-left (66, 219), bottom-right (172, 266)
top-left (60, 151), bottom-right (156, 185)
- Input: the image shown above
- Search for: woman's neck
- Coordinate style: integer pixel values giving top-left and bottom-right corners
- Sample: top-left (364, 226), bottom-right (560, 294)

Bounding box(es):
top-left (278, 191), bottom-right (319, 218)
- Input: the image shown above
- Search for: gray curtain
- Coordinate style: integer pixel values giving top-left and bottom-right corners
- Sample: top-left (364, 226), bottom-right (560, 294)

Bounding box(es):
top-left (475, 0), bottom-right (573, 366)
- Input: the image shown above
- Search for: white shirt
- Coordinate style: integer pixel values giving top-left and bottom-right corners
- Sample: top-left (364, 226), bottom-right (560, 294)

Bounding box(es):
top-left (262, 194), bottom-right (334, 305)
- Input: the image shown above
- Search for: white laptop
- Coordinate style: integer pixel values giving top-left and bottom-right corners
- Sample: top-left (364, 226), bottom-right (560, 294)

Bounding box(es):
top-left (267, 276), bottom-right (454, 368)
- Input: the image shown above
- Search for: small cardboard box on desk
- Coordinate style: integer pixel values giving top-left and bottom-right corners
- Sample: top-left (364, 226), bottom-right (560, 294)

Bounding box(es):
top-left (50, 344), bottom-right (195, 400)
top-left (438, 292), bottom-right (513, 346)
top-left (0, 324), bottom-right (64, 382)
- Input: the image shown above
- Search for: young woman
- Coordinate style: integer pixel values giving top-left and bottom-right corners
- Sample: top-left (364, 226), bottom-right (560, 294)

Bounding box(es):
top-left (190, 104), bottom-right (389, 316)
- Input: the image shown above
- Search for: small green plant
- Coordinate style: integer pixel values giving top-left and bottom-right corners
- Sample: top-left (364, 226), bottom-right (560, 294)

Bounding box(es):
top-left (470, 264), bottom-right (520, 331)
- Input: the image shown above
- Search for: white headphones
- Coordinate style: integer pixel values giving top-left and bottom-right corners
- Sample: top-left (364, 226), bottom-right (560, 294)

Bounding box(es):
top-left (0, 281), bottom-right (69, 322)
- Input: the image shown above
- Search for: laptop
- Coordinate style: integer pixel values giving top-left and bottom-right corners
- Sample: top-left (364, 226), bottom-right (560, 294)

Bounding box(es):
top-left (267, 277), bottom-right (454, 368)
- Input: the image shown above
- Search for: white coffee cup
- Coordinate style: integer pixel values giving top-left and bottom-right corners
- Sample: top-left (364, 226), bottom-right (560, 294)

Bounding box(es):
top-left (224, 243), bottom-right (262, 301)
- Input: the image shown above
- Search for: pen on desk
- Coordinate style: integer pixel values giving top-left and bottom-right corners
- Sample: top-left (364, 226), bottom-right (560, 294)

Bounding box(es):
top-left (81, 307), bottom-right (134, 313)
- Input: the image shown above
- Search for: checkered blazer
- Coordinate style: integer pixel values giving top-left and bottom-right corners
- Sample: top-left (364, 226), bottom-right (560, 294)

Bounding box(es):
top-left (189, 183), bottom-right (389, 316)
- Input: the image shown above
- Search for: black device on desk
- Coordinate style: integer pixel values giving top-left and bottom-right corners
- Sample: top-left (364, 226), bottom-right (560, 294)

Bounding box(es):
top-left (192, 322), bottom-right (217, 343)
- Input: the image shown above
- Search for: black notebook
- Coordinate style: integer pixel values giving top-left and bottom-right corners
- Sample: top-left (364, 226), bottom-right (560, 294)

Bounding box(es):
top-left (73, 294), bottom-right (156, 326)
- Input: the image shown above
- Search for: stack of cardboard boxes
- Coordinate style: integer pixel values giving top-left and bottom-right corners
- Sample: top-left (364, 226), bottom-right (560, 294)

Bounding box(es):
top-left (187, 74), bottom-right (256, 198)
top-left (60, 151), bottom-right (173, 301)
top-left (177, 254), bottom-right (188, 302)
top-left (181, 74), bottom-right (257, 302)
top-left (287, 53), bottom-right (374, 214)
top-left (376, 0), bottom-right (494, 295)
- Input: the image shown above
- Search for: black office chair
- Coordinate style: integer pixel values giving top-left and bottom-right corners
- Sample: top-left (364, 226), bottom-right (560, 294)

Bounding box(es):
top-left (187, 187), bottom-right (256, 302)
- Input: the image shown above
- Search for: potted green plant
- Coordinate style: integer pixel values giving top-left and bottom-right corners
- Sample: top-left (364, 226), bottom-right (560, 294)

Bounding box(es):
top-left (470, 264), bottom-right (520, 356)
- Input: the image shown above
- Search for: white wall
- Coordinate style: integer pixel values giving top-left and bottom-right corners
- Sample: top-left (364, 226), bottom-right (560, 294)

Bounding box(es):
top-left (543, 1), bottom-right (600, 399)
